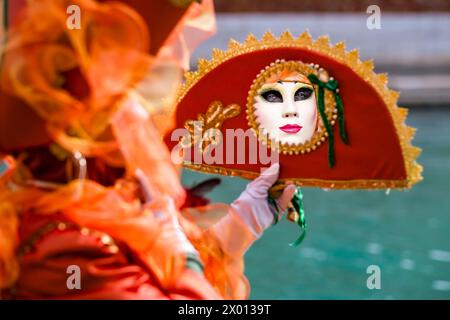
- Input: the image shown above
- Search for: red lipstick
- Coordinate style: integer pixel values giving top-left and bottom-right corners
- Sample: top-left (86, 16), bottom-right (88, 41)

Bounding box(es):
top-left (279, 124), bottom-right (302, 134)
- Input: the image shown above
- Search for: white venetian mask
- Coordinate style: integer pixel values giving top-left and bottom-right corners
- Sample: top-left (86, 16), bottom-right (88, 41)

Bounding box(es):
top-left (254, 81), bottom-right (318, 146)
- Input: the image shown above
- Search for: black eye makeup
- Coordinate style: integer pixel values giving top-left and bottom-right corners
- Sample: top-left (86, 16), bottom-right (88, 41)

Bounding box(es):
top-left (294, 87), bottom-right (313, 101)
top-left (261, 89), bottom-right (283, 103)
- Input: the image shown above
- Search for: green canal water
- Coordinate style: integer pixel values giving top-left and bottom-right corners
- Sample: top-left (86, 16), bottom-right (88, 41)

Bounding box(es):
top-left (181, 109), bottom-right (450, 299)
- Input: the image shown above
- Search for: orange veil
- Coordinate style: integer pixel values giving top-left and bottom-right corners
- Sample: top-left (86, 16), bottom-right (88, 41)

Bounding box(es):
top-left (0, 0), bottom-right (248, 299)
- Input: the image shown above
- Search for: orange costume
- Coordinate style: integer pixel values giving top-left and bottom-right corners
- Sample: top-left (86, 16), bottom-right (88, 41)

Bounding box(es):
top-left (0, 0), bottom-right (270, 300)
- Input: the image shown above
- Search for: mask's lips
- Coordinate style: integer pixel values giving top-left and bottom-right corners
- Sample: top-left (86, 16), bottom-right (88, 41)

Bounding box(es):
top-left (279, 124), bottom-right (302, 134)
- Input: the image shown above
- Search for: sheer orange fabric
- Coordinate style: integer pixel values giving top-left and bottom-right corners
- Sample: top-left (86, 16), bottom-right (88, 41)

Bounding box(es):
top-left (0, 94), bottom-right (250, 299)
top-left (0, 0), bottom-right (248, 299)
top-left (1, 0), bottom-right (151, 161)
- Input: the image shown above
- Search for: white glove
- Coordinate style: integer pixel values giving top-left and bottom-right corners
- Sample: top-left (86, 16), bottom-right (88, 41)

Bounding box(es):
top-left (210, 163), bottom-right (296, 258)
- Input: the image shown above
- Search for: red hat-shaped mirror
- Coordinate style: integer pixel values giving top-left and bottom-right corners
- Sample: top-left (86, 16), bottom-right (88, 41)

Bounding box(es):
top-left (165, 31), bottom-right (423, 190)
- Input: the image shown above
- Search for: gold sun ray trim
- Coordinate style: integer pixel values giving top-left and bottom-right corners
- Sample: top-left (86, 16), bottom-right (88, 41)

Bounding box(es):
top-left (211, 48), bottom-right (226, 61)
top-left (346, 49), bottom-right (360, 65)
top-left (262, 31), bottom-right (277, 42)
top-left (228, 38), bottom-right (241, 50)
top-left (376, 73), bottom-right (389, 87)
top-left (314, 35), bottom-right (331, 50)
top-left (176, 31), bottom-right (423, 189)
top-left (362, 59), bottom-right (375, 72)
top-left (298, 30), bottom-right (313, 45)
top-left (280, 30), bottom-right (294, 42)
top-left (397, 107), bottom-right (409, 123)
top-left (389, 90), bottom-right (400, 103)
top-left (197, 58), bottom-right (209, 71)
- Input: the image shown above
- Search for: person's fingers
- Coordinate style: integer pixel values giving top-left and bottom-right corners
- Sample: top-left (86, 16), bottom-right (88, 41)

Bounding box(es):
top-left (246, 163), bottom-right (280, 198)
top-left (276, 184), bottom-right (296, 213)
top-left (254, 163), bottom-right (280, 187)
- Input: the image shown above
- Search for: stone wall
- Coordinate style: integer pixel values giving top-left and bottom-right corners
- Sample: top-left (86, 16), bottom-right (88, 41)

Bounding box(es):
top-left (215, 0), bottom-right (450, 13)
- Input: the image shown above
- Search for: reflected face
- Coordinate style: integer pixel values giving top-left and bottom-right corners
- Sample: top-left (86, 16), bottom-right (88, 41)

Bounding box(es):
top-left (254, 81), bottom-right (318, 145)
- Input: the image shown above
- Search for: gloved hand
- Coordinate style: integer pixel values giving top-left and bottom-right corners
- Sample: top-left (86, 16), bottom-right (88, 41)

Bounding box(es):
top-left (211, 163), bottom-right (296, 258)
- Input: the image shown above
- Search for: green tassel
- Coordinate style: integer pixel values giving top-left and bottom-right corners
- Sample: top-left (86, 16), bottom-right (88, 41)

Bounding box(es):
top-left (308, 73), bottom-right (350, 167)
top-left (309, 74), bottom-right (335, 167)
top-left (324, 79), bottom-right (348, 145)
top-left (334, 93), bottom-right (349, 145)
top-left (267, 187), bottom-right (306, 246)
top-left (289, 187), bottom-right (307, 247)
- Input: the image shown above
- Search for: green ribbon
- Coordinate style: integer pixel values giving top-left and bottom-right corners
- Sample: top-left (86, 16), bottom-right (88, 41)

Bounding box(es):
top-left (307, 74), bottom-right (349, 167)
top-left (289, 187), bottom-right (307, 247)
top-left (267, 186), bottom-right (307, 247)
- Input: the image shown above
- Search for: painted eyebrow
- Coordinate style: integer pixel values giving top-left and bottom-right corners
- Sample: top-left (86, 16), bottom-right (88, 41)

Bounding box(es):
top-left (258, 84), bottom-right (283, 95)
top-left (257, 82), bottom-right (314, 96)
top-left (263, 81), bottom-right (313, 88)
top-left (293, 82), bottom-right (314, 90)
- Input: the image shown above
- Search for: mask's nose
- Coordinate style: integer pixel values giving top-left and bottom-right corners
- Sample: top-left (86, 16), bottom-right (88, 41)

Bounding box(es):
top-left (282, 99), bottom-right (299, 118)
top-left (282, 111), bottom-right (298, 118)
top-left (280, 83), bottom-right (299, 118)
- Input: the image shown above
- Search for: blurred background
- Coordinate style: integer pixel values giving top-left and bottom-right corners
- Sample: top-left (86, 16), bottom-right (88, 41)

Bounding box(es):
top-left (182, 0), bottom-right (450, 299)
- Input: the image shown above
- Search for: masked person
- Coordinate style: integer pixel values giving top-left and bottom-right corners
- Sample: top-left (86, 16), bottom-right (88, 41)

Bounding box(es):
top-left (0, 0), bottom-right (295, 299)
